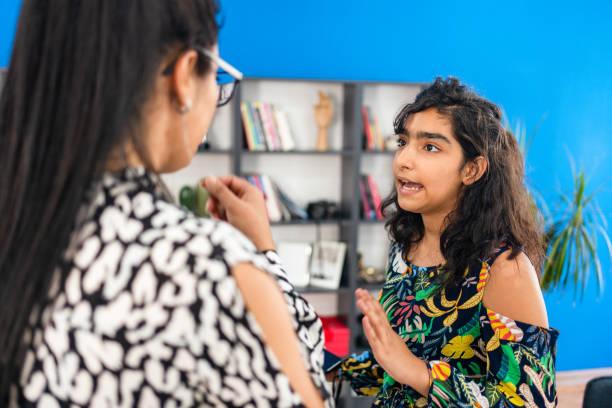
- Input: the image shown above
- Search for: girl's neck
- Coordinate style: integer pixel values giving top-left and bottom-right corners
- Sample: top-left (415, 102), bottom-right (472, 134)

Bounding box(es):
top-left (409, 213), bottom-right (446, 267)
top-left (421, 212), bottom-right (445, 243)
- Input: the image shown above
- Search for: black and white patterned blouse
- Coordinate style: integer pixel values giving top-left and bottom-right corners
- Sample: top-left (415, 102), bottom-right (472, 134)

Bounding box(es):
top-left (12, 167), bottom-right (332, 407)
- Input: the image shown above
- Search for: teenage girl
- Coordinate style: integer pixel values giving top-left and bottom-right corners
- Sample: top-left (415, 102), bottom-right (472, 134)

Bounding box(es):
top-left (338, 77), bottom-right (558, 407)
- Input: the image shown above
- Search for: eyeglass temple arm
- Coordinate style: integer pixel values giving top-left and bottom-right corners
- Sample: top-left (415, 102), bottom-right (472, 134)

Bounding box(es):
top-left (199, 48), bottom-right (243, 81)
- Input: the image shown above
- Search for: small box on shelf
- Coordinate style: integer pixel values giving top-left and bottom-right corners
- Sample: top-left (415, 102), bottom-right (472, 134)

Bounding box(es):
top-left (320, 316), bottom-right (350, 357)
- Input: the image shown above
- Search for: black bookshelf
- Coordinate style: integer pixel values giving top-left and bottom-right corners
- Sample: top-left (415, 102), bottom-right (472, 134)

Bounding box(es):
top-left (220, 78), bottom-right (422, 407)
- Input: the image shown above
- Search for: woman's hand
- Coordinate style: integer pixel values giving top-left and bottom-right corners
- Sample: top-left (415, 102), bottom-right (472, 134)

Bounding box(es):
top-left (203, 175), bottom-right (275, 252)
top-left (355, 288), bottom-right (431, 396)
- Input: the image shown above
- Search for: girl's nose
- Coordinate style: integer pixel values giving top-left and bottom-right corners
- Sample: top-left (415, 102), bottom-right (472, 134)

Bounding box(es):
top-left (394, 143), bottom-right (415, 170)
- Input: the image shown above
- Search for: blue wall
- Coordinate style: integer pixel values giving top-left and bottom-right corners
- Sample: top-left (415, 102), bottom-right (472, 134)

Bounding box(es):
top-left (2, 0), bottom-right (611, 371)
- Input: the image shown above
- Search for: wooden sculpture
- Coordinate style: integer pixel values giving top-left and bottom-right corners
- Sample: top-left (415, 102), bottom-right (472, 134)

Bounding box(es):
top-left (314, 91), bottom-right (334, 151)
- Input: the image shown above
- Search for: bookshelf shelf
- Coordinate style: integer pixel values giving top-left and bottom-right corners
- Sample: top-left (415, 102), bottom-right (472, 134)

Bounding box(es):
top-left (361, 150), bottom-right (396, 156)
top-left (270, 219), bottom-right (352, 226)
top-left (294, 286), bottom-right (352, 294)
top-left (241, 149), bottom-right (354, 156)
top-left (196, 147), bottom-right (232, 154)
top-left (359, 219), bottom-right (387, 224)
top-left (356, 282), bottom-right (384, 291)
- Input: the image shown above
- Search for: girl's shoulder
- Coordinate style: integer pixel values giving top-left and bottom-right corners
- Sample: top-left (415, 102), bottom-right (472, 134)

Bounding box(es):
top-left (482, 244), bottom-right (548, 328)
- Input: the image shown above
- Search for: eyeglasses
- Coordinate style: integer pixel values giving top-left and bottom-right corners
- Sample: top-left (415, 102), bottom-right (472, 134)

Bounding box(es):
top-left (162, 47), bottom-right (243, 107)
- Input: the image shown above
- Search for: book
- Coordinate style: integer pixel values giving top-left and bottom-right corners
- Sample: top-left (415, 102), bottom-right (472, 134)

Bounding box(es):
top-left (240, 101), bottom-right (256, 151)
top-left (272, 182), bottom-right (292, 221)
top-left (259, 174), bottom-right (283, 222)
top-left (361, 175), bottom-right (377, 220)
top-left (261, 103), bottom-right (282, 151)
top-left (247, 102), bottom-right (266, 150)
top-left (276, 185), bottom-right (308, 219)
top-left (256, 102), bottom-right (278, 151)
top-left (365, 106), bottom-right (379, 151)
top-left (366, 174), bottom-right (384, 220)
top-left (372, 112), bottom-right (385, 151)
top-left (272, 108), bottom-right (296, 151)
top-left (362, 105), bottom-right (374, 151)
top-left (358, 176), bottom-right (373, 220)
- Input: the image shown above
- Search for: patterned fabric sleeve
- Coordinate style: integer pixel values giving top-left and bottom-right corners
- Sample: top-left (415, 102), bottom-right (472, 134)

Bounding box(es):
top-left (427, 306), bottom-right (559, 408)
top-left (338, 350), bottom-right (385, 396)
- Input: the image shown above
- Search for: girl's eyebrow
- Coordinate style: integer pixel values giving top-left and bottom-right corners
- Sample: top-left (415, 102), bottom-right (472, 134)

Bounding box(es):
top-left (416, 131), bottom-right (452, 144)
top-left (400, 130), bottom-right (452, 145)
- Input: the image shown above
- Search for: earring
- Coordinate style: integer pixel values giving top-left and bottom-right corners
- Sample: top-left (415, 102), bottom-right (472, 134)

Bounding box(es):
top-left (179, 99), bottom-right (192, 114)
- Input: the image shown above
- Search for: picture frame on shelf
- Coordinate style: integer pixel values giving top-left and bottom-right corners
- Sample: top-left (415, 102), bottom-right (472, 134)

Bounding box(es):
top-left (276, 242), bottom-right (312, 288)
top-left (309, 240), bottom-right (347, 289)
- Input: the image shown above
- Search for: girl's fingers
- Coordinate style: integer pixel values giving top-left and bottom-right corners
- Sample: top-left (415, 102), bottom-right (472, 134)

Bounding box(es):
top-left (356, 289), bottom-right (390, 339)
top-left (356, 298), bottom-right (370, 316)
top-left (362, 316), bottom-right (379, 348)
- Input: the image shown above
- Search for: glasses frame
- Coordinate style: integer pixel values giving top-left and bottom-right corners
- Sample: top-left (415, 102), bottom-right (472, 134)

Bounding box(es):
top-left (161, 47), bottom-right (243, 107)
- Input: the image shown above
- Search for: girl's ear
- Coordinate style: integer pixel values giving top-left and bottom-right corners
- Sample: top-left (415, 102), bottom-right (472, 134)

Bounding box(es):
top-left (462, 156), bottom-right (488, 185)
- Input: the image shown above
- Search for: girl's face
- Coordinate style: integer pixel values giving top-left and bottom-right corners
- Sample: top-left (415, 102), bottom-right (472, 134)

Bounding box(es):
top-left (393, 107), bottom-right (467, 219)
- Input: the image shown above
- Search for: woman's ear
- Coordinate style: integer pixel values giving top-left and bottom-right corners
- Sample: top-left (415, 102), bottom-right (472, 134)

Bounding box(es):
top-left (462, 156), bottom-right (488, 185)
top-left (169, 50), bottom-right (199, 110)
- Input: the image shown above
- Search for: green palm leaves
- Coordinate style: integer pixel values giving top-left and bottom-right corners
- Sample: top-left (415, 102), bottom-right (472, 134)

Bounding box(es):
top-left (511, 117), bottom-right (612, 298)
top-left (540, 162), bottom-right (612, 298)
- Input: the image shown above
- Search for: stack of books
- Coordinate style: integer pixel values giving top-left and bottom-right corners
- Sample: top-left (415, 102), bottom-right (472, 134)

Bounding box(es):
top-left (245, 173), bottom-right (308, 222)
top-left (362, 105), bottom-right (385, 151)
top-left (358, 174), bottom-right (385, 221)
top-left (240, 101), bottom-right (296, 151)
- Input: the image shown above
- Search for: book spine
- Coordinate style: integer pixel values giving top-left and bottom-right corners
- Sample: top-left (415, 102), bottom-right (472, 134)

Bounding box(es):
top-left (240, 102), bottom-right (256, 151)
top-left (262, 103), bottom-right (282, 151)
top-left (254, 102), bottom-right (274, 151)
top-left (276, 185), bottom-right (308, 219)
top-left (362, 105), bottom-right (374, 151)
top-left (361, 175), bottom-right (376, 220)
top-left (248, 102), bottom-right (266, 150)
top-left (359, 176), bottom-right (372, 220)
top-left (273, 108), bottom-right (296, 151)
top-left (259, 174), bottom-right (283, 222)
top-left (366, 106), bottom-right (379, 151)
top-left (372, 113), bottom-right (385, 151)
top-left (367, 174), bottom-right (384, 220)
top-left (271, 183), bottom-right (292, 220)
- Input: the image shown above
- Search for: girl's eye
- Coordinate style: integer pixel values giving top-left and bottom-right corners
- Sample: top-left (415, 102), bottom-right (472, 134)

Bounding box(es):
top-left (425, 144), bottom-right (440, 152)
top-left (396, 138), bottom-right (406, 147)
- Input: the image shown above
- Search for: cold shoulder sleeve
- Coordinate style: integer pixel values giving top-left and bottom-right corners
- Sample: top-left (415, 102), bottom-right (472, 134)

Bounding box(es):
top-left (427, 306), bottom-right (559, 407)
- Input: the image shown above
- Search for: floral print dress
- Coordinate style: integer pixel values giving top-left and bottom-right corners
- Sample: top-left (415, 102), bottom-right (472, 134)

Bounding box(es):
top-left (339, 242), bottom-right (558, 407)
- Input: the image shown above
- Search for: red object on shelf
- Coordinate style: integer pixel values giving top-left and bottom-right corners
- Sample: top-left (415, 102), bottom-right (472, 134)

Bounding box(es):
top-left (320, 316), bottom-right (350, 357)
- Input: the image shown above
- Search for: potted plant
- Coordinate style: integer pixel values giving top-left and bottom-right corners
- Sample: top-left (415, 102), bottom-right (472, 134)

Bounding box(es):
top-left (511, 119), bottom-right (612, 298)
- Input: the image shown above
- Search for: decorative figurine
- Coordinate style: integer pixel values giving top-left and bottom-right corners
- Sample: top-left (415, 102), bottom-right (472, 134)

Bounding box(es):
top-left (313, 91), bottom-right (334, 151)
top-left (357, 252), bottom-right (385, 284)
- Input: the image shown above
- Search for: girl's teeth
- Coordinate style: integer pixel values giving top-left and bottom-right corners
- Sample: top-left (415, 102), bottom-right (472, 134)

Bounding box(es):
top-left (401, 181), bottom-right (423, 191)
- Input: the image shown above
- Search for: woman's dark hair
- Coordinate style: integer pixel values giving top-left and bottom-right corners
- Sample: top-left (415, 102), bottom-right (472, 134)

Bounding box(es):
top-left (0, 0), bottom-right (219, 400)
top-left (382, 77), bottom-right (544, 289)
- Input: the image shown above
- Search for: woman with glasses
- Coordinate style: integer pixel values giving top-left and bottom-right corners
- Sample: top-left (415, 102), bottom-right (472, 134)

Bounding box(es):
top-left (0, 1), bottom-right (330, 407)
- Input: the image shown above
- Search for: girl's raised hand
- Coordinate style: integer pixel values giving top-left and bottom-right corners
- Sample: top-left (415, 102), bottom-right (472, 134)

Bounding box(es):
top-left (355, 288), bottom-right (430, 395)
